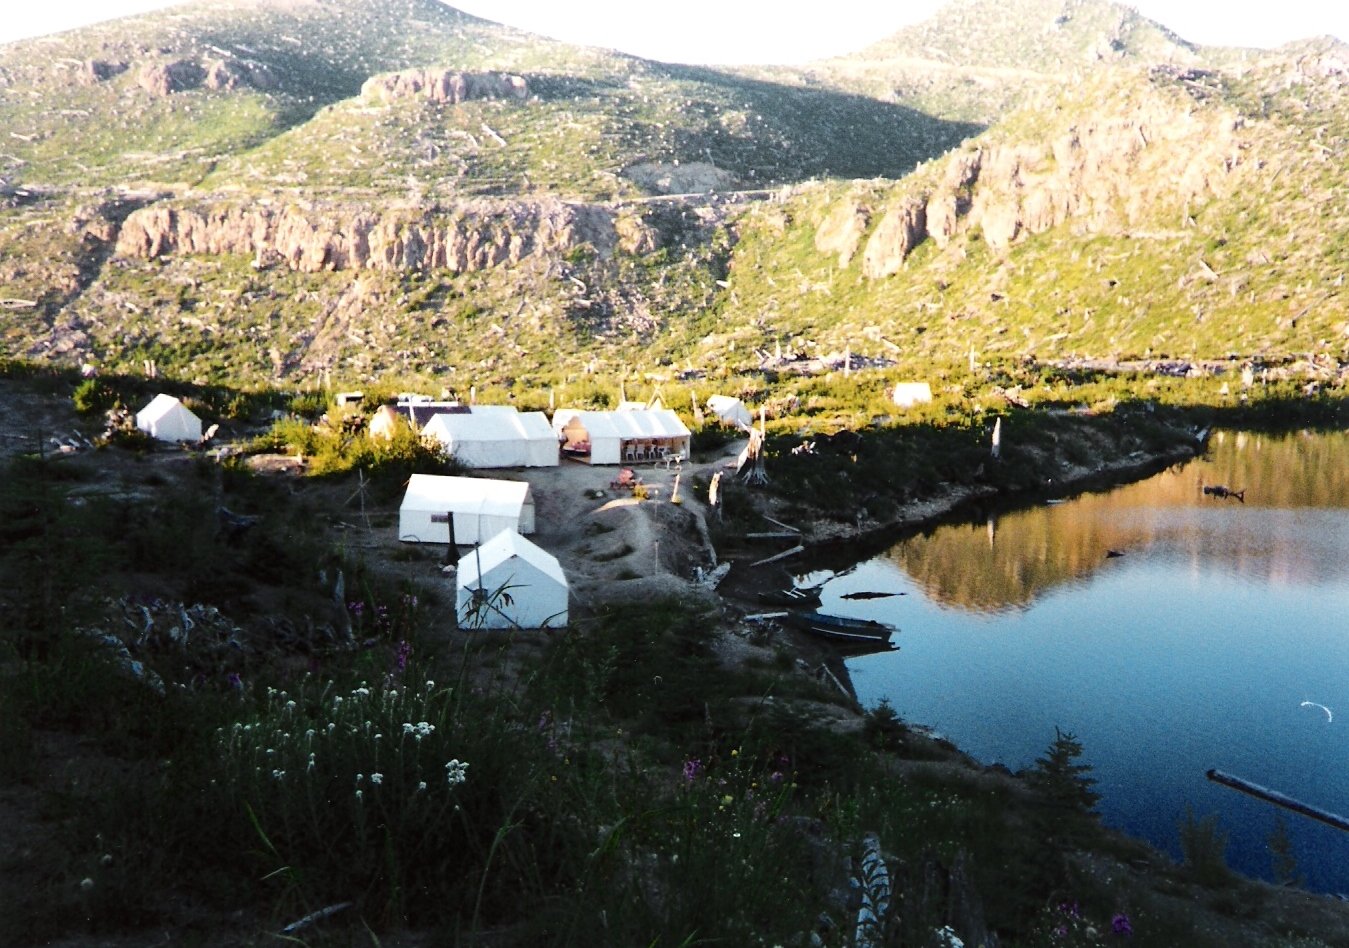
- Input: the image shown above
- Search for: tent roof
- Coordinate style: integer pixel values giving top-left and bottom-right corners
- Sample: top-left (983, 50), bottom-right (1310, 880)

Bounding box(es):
top-left (553, 408), bottom-right (690, 440)
top-left (139, 393), bottom-right (197, 423)
top-left (457, 528), bottom-right (568, 590)
top-left (401, 474), bottom-right (530, 517)
top-left (424, 409), bottom-right (555, 443)
top-left (705, 395), bottom-right (752, 426)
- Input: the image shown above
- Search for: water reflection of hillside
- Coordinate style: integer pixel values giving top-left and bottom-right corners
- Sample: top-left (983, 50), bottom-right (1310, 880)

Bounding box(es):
top-left (887, 430), bottom-right (1349, 613)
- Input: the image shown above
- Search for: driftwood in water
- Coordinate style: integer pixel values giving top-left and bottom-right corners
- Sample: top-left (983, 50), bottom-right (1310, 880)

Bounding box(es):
top-left (747, 531), bottom-right (801, 540)
top-left (762, 514), bottom-right (801, 533)
top-left (1207, 769), bottom-right (1349, 833)
top-left (750, 544), bottom-right (804, 568)
top-left (841, 591), bottom-right (902, 600)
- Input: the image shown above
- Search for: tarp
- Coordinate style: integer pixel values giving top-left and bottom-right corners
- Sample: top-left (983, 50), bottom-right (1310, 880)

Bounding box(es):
top-left (136, 394), bottom-right (202, 443)
top-left (705, 395), bottom-right (752, 428)
top-left (399, 474), bottom-right (535, 545)
top-left (552, 408), bottom-right (691, 465)
top-left (422, 409), bottom-right (558, 468)
top-left (456, 529), bottom-right (569, 630)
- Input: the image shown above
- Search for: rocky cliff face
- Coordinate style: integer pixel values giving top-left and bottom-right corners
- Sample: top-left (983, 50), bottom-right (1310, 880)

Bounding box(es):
top-left (359, 69), bottom-right (528, 105)
top-left (113, 197), bottom-right (652, 273)
top-left (820, 70), bottom-right (1246, 275)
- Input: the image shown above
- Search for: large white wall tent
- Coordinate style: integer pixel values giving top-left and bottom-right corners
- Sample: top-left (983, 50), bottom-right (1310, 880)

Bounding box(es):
top-left (455, 530), bottom-right (569, 630)
top-left (552, 408), bottom-right (691, 464)
top-left (421, 409), bottom-right (559, 468)
top-left (399, 474), bottom-right (535, 545)
top-left (135, 394), bottom-right (203, 443)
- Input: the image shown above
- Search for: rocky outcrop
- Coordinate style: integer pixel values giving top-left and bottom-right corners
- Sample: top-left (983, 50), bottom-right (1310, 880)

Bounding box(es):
top-left (204, 59), bottom-right (276, 92)
top-left (114, 197), bottom-right (624, 274)
top-left (359, 70), bottom-right (528, 105)
top-left (137, 60), bottom-right (207, 96)
top-left (79, 60), bottom-right (128, 85)
top-left (814, 200), bottom-right (871, 267)
top-left (131, 57), bottom-right (274, 96)
top-left (862, 196), bottom-right (928, 278)
top-left (623, 162), bottom-right (736, 195)
top-left (847, 79), bottom-right (1242, 275)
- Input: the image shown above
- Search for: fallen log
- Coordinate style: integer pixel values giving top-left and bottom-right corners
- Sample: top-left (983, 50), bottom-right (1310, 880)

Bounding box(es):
top-left (750, 544), bottom-right (803, 568)
top-left (1206, 769), bottom-right (1349, 833)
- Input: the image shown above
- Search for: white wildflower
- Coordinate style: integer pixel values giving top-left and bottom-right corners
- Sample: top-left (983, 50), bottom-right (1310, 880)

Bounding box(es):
top-left (307, 753), bottom-right (316, 772)
top-left (356, 773), bottom-right (363, 783)
top-left (271, 769), bottom-right (285, 780)
top-left (355, 789), bottom-right (363, 802)
top-left (370, 773), bottom-right (383, 785)
top-left (284, 700), bottom-right (297, 711)
top-left (445, 759), bottom-right (469, 786)
top-left (417, 781), bottom-right (427, 792)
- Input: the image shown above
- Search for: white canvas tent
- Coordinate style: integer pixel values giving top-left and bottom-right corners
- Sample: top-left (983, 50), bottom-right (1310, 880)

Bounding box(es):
top-left (455, 529), bottom-right (568, 630)
top-left (136, 394), bottom-right (203, 443)
top-left (421, 409), bottom-right (558, 468)
top-left (552, 408), bottom-right (691, 464)
top-left (892, 382), bottom-right (934, 409)
top-left (399, 474), bottom-right (535, 545)
top-left (704, 395), bottom-right (753, 428)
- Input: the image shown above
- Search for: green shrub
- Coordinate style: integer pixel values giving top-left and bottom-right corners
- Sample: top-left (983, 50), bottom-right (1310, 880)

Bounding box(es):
top-left (72, 379), bottom-right (116, 415)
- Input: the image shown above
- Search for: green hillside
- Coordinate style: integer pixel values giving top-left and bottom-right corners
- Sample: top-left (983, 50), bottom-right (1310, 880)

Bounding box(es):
top-left (0, 0), bottom-right (1345, 399)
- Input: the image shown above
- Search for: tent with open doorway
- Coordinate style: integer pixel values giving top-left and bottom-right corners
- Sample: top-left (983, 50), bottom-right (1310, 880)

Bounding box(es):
top-left (421, 408), bottom-right (559, 468)
top-left (455, 529), bottom-right (568, 630)
top-left (398, 474), bottom-right (535, 545)
top-left (136, 394), bottom-right (203, 442)
top-left (552, 408), bottom-right (691, 464)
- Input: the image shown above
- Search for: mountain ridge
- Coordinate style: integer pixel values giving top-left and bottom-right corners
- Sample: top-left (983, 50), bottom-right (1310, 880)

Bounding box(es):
top-left (0, 0), bottom-right (1346, 389)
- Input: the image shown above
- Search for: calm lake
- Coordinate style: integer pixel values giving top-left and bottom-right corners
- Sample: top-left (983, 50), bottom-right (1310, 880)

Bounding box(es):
top-left (810, 429), bottom-right (1349, 893)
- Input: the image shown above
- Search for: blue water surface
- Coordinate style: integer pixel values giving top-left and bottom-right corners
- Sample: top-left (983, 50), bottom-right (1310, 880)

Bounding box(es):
top-left (828, 430), bottom-right (1349, 892)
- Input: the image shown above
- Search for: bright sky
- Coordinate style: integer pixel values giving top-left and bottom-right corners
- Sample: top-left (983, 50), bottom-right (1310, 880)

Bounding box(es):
top-left (2, 1), bottom-right (1346, 61)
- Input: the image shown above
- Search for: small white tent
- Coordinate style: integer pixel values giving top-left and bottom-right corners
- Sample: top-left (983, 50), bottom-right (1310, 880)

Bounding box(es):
top-left (136, 394), bottom-right (203, 443)
top-left (421, 409), bottom-right (559, 468)
top-left (892, 382), bottom-right (934, 409)
top-left (399, 474), bottom-right (535, 545)
top-left (455, 529), bottom-right (569, 630)
top-left (704, 395), bottom-right (753, 428)
top-left (552, 408), bottom-right (691, 464)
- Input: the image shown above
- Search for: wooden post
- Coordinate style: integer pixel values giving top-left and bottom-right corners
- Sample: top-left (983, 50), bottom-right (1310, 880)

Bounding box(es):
top-left (709, 471), bottom-right (723, 521)
top-left (671, 473), bottom-right (681, 504)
